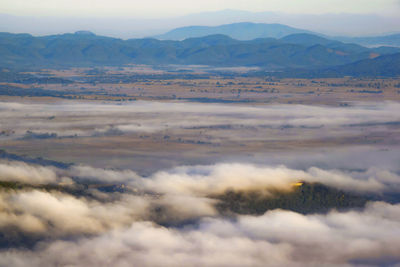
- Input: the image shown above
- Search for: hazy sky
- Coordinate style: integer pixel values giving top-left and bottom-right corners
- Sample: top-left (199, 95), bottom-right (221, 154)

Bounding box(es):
top-left (1, 0), bottom-right (399, 17)
top-left (1, 0), bottom-right (399, 37)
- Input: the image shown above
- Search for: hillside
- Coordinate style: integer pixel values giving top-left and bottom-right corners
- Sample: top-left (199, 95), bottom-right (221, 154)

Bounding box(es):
top-left (275, 53), bottom-right (400, 78)
top-left (326, 52), bottom-right (400, 77)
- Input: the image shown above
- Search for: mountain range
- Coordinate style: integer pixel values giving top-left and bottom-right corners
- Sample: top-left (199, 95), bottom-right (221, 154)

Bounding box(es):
top-left (156, 22), bottom-right (400, 48)
top-left (1, 27), bottom-right (400, 77)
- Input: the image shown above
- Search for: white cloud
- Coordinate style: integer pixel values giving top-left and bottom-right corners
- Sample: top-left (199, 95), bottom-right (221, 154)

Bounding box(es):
top-left (0, 161), bottom-right (70, 184)
top-left (1, 159), bottom-right (400, 265)
top-left (1, 202), bottom-right (400, 266)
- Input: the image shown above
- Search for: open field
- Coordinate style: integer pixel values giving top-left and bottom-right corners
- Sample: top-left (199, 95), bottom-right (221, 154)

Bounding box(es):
top-left (2, 66), bottom-right (400, 105)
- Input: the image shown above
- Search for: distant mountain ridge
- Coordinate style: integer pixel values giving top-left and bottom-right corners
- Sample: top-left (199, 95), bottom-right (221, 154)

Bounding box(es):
top-left (155, 22), bottom-right (400, 48)
top-left (1, 31), bottom-right (399, 77)
top-left (2, 10), bottom-right (400, 38)
top-left (154, 22), bottom-right (314, 40)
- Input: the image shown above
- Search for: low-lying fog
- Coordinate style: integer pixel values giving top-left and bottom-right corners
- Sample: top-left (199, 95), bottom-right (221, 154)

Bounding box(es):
top-left (0, 100), bottom-right (399, 266)
top-left (0, 100), bottom-right (399, 138)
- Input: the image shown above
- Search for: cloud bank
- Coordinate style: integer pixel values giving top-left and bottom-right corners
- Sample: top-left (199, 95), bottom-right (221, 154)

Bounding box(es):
top-left (0, 202), bottom-right (399, 266)
top-left (0, 159), bottom-right (400, 265)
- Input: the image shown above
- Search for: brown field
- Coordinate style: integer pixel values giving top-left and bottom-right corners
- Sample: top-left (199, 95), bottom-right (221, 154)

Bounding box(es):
top-left (6, 66), bottom-right (400, 105)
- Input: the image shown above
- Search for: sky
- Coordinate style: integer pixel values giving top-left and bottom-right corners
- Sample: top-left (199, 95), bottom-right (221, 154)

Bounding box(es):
top-left (1, 0), bottom-right (399, 18)
top-left (0, 0), bottom-right (399, 37)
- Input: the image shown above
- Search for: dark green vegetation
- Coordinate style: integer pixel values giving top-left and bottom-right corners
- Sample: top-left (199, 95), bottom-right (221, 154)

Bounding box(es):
top-left (1, 31), bottom-right (400, 78)
top-left (271, 53), bottom-right (400, 78)
top-left (0, 69), bottom-right (74, 84)
top-left (0, 83), bottom-right (128, 98)
top-left (21, 131), bottom-right (58, 140)
top-left (0, 84), bottom-right (67, 97)
top-left (215, 182), bottom-right (368, 215)
top-left (0, 150), bottom-right (72, 169)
